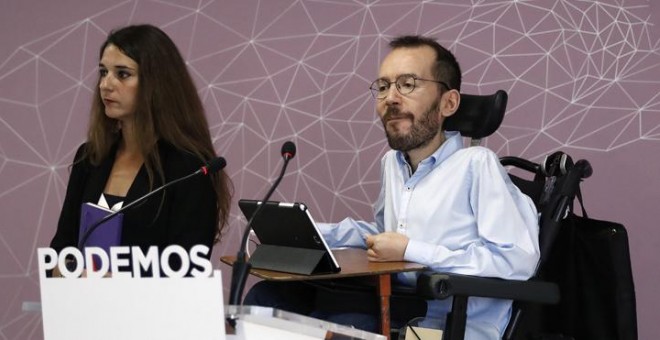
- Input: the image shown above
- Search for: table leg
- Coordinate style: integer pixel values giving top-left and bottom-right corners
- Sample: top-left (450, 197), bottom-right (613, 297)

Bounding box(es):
top-left (377, 274), bottom-right (392, 339)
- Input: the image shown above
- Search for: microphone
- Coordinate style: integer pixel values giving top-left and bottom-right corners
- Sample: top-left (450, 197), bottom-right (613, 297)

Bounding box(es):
top-left (228, 141), bottom-right (296, 307)
top-left (281, 140), bottom-right (296, 160)
top-left (77, 156), bottom-right (226, 250)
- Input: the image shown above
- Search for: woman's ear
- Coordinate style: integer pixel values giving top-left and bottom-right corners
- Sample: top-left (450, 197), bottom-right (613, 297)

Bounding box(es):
top-left (441, 89), bottom-right (460, 118)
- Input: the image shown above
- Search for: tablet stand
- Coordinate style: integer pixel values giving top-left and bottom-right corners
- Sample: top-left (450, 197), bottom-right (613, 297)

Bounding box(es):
top-left (249, 244), bottom-right (338, 275)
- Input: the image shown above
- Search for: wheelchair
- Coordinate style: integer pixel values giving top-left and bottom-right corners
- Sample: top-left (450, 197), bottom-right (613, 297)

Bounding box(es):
top-left (399, 90), bottom-right (637, 340)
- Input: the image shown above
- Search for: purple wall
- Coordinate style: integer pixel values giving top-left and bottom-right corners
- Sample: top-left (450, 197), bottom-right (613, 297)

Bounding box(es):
top-left (1, 1), bottom-right (658, 338)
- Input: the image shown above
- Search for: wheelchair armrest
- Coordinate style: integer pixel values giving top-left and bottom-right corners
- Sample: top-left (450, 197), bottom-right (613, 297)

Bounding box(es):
top-left (416, 272), bottom-right (559, 304)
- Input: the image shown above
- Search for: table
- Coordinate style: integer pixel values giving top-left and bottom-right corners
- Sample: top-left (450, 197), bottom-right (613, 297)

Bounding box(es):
top-left (221, 248), bottom-right (426, 339)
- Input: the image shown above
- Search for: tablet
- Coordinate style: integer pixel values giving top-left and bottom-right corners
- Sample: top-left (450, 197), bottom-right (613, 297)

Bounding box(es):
top-left (238, 199), bottom-right (340, 275)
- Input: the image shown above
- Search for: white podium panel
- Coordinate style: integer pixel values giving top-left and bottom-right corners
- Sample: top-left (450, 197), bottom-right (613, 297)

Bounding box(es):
top-left (39, 270), bottom-right (225, 340)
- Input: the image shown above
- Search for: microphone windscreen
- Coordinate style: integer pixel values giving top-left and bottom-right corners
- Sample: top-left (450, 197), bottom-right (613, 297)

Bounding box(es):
top-left (281, 141), bottom-right (296, 160)
top-left (204, 157), bottom-right (227, 175)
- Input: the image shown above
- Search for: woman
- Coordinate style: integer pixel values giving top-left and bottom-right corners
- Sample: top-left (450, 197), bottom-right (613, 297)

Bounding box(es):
top-left (50, 24), bottom-right (232, 275)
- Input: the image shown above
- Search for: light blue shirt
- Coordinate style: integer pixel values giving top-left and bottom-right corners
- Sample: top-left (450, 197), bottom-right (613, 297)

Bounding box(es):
top-left (318, 131), bottom-right (540, 339)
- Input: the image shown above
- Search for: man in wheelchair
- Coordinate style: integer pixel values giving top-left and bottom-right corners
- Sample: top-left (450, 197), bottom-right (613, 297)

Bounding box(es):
top-left (244, 35), bottom-right (541, 339)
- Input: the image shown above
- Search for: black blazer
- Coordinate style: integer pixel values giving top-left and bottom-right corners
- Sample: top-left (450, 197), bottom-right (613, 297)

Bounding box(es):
top-left (50, 141), bottom-right (218, 258)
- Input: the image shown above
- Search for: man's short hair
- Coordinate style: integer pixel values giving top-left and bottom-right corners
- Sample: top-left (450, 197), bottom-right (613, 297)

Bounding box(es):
top-left (389, 35), bottom-right (462, 92)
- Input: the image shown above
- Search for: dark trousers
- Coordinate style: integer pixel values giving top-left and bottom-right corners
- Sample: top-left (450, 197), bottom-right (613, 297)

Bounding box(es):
top-left (243, 280), bottom-right (427, 333)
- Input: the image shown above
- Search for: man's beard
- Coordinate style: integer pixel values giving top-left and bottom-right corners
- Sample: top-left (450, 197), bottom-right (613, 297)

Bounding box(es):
top-left (381, 100), bottom-right (441, 152)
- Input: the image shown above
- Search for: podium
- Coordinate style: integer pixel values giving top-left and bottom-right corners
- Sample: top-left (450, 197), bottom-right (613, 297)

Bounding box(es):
top-left (39, 264), bottom-right (383, 339)
top-left (38, 271), bottom-right (385, 340)
top-left (226, 305), bottom-right (386, 339)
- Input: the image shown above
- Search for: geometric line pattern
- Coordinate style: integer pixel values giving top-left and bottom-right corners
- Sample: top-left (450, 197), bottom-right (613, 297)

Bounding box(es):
top-left (1, 1), bottom-right (658, 339)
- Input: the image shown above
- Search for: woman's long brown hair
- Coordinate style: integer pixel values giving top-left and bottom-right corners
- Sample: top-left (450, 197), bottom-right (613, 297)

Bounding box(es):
top-left (85, 24), bottom-right (232, 241)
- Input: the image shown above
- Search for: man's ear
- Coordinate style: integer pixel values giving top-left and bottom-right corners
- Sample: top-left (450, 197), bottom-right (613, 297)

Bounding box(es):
top-left (440, 89), bottom-right (460, 118)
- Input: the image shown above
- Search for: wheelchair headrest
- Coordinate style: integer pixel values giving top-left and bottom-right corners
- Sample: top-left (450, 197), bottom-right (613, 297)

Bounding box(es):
top-left (443, 90), bottom-right (508, 139)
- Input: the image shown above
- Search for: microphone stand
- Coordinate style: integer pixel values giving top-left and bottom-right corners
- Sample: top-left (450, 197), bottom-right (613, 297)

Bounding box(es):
top-left (227, 151), bottom-right (294, 322)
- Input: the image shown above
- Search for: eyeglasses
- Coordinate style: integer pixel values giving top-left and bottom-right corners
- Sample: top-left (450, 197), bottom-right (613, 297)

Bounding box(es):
top-left (369, 74), bottom-right (449, 99)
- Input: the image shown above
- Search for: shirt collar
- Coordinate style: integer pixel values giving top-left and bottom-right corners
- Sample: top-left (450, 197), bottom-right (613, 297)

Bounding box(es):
top-left (395, 131), bottom-right (464, 169)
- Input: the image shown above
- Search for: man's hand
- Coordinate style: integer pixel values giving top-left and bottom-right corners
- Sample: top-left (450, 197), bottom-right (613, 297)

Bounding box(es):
top-left (365, 232), bottom-right (409, 262)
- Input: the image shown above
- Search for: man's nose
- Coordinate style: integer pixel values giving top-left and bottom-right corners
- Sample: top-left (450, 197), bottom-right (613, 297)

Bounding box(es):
top-left (383, 83), bottom-right (401, 105)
